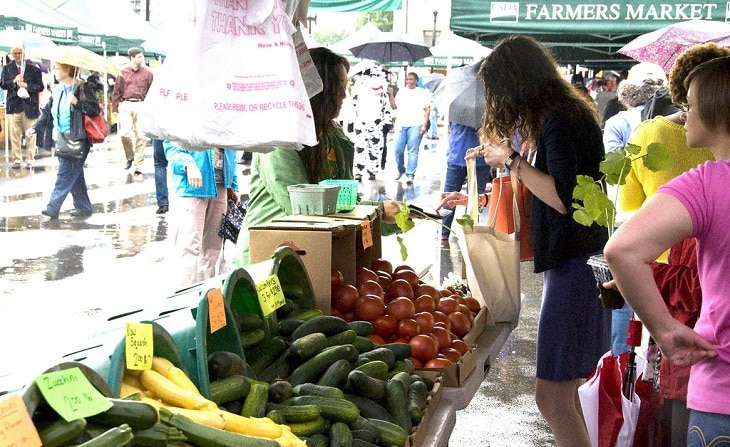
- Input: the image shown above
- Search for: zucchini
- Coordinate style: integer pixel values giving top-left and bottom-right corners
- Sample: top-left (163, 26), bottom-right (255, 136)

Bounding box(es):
top-left (305, 433), bottom-right (330, 447)
top-left (354, 361), bottom-right (389, 381)
top-left (276, 318), bottom-right (305, 338)
top-left (408, 380), bottom-right (429, 425)
top-left (268, 380), bottom-right (293, 403)
top-left (88, 398), bottom-right (158, 430)
top-left (209, 375), bottom-right (251, 405)
top-left (291, 395), bottom-right (360, 424)
top-left (240, 382), bottom-right (270, 418)
top-left (344, 395), bottom-right (395, 424)
top-left (290, 332), bottom-right (328, 359)
top-left (208, 351), bottom-right (247, 380)
top-left (265, 409), bottom-right (286, 425)
top-left (235, 312), bottom-right (264, 332)
top-left (129, 422), bottom-right (187, 447)
top-left (352, 336), bottom-right (376, 353)
top-left (38, 417), bottom-right (87, 447)
top-left (348, 370), bottom-right (386, 403)
top-left (288, 344), bottom-right (359, 386)
top-left (289, 315), bottom-right (350, 342)
top-left (246, 337), bottom-right (288, 375)
top-left (293, 383), bottom-right (345, 399)
top-left (317, 359), bottom-right (352, 389)
top-left (277, 404), bottom-right (321, 423)
top-left (357, 348), bottom-right (395, 370)
top-left (78, 423), bottom-right (133, 447)
top-left (159, 407), bottom-right (279, 447)
top-left (386, 380), bottom-right (411, 434)
top-left (330, 421), bottom-right (354, 447)
top-left (367, 418), bottom-right (408, 447)
top-left (322, 329), bottom-right (358, 350)
top-left (347, 321), bottom-right (374, 337)
top-left (380, 343), bottom-right (412, 361)
top-left (240, 328), bottom-right (266, 349)
top-left (287, 416), bottom-right (328, 437)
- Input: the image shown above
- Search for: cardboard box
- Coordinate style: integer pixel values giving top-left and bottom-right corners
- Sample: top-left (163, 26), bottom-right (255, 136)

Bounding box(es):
top-left (248, 218), bottom-right (360, 314)
top-left (409, 370), bottom-right (444, 447)
top-left (416, 343), bottom-right (477, 387)
top-left (327, 205), bottom-right (382, 269)
top-left (462, 306), bottom-right (488, 347)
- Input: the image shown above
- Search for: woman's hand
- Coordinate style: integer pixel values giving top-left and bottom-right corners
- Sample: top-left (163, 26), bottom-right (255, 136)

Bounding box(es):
top-left (381, 200), bottom-right (401, 223)
top-left (25, 128), bottom-right (37, 138)
top-left (437, 191), bottom-right (468, 210)
top-left (477, 140), bottom-right (515, 168)
top-left (227, 188), bottom-right (239, 204)
top-left (185, 162), bottom-right (203, 188)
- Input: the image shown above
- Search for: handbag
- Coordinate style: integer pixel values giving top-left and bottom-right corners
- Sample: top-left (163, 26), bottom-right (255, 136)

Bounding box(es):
top-left (487, 171), bottom-right (534, 261)
top-left (219, 198), bottom-right (247, 244)
top-left (79, 85), bottom-right (109, 144)
top-left (55, 133), bottom-right (86, 159)
top-left (453, 157), bottom-right (521, 329)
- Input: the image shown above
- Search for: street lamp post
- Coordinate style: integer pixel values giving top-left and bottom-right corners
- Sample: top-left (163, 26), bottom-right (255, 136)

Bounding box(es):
top-left (432, 10), bottom-right (438, 46)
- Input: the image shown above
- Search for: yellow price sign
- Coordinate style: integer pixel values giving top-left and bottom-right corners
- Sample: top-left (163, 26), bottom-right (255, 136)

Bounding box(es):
top-left (361, 219), bottom-right (373, 249)
top-left (256, 274), bottom-right (286, 316)
top-left (125, 322), bottom-right (153, 371)
top-left (34, 367), bottom-right (113, 422)
top-left (0, 394), bottom-right (42, 447)
top-left (207, 288), bottom-right (227, 334)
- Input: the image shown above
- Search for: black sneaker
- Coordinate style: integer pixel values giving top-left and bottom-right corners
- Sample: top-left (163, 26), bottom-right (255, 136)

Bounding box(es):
top-left (406, 175), bottom-right (414, 185)
top-left (124, 160), bottom-right (133, 169)
top-left (395, 173), bottom-right (403, 181)
top-left (41, 209), bottom-right (59, 219)
top-left (70, 210), bottom-right (92, 217)
top-left (156, 205), bottom-right (169, 214)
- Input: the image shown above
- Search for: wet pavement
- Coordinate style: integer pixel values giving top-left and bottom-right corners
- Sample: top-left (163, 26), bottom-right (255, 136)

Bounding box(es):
top-left (0, 129), bottom-right (553, 445)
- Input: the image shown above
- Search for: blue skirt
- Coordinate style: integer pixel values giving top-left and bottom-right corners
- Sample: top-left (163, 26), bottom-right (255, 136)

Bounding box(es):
top-left (536, 253), bottom-right (612, 381)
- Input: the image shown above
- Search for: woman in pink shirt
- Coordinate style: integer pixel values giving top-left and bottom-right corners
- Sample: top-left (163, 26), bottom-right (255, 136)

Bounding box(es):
top-left (605, 56), bottom-right (730, 445)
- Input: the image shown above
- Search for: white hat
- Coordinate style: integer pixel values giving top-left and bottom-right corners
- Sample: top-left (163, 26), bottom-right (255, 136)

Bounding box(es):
top-left (625, 62), bottom-right (667, 84)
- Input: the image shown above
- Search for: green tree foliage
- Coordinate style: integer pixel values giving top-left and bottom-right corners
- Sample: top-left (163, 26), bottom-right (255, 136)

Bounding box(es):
top-left (356, 12), bottom-right (393, 31)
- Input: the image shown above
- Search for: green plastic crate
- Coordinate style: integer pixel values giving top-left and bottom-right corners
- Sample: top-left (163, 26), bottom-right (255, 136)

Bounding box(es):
top-left (287, 184), bottom-right (340, 215)
top-left (319, 179), bottom-right (358, 212)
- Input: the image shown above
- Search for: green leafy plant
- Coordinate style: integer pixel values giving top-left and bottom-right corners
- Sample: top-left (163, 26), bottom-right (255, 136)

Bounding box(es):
top-left (572, 142), bottom-right (672, 237)
top-left (393, 198), bottom-right (464, 261)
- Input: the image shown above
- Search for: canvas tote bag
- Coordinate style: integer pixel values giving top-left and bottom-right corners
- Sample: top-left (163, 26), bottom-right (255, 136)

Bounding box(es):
top-left (453, 158), bottom-right (521, 329)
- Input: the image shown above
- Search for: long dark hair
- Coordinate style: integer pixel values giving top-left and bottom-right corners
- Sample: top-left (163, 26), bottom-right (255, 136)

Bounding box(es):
top-left (478, 35), bottom-right (598, 144)
top-left (298, 47), bottom-right (349, 183)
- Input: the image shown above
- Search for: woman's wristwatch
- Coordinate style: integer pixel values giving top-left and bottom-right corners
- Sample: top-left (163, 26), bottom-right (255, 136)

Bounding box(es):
top-left (504, 151), bottom-right (520, 168)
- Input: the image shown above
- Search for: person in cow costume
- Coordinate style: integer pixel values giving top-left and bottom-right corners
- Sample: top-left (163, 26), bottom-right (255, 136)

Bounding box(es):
top-left (351, 66), bottom-right (392, 181)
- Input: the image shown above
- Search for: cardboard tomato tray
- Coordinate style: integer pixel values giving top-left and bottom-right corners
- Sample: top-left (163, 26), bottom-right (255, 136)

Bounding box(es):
top-left (462, 306), bottom-right (488, 347)
top-left (409, 370), bottom-right (444, 447)
top-left (416, 343), bottom-right (477, 388)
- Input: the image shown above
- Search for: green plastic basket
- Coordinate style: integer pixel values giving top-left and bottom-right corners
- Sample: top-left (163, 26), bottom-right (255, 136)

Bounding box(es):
top-left (319, 179), bottom-right (358, 212)
top-left (287, 184), bottom-right (340, 215)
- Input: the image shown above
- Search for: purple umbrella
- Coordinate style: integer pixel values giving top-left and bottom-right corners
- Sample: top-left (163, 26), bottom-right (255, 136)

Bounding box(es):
top-left (618, 19), bottom-right (730, 73)
top-left (27, 58), bottom-right (49, 73)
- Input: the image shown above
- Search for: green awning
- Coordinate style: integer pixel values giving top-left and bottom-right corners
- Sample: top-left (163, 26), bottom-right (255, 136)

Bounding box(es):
top-left (450, 0), bottom-right (729, 68)
top-left (310, 0), bottom-right (402, 12)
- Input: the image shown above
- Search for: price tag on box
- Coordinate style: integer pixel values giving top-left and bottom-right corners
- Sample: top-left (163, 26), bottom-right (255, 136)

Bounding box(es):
top-left (125, 322), bottom-right (153, 370)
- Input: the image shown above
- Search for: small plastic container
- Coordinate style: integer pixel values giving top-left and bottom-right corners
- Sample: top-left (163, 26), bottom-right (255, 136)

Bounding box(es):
top-left (587, 253), bottom-right (625, 309)
top-left (288, 184), bottom-right (340, 215)
top-left (319, 179), bottom-right (359, 212)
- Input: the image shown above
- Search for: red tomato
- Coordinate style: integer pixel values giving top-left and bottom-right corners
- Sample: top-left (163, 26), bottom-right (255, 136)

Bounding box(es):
top-left (331, 268), bottom-right (344, 289)
top-left (433, 311), bottom-right (451, 331)
top-left (451, 339), bottom-right (469, 355)
top-left (415, 283), bottom-right (441, 301)
top-left (413, 312), bottom-right (434, 334)
top-left (387, 279), bottom-right (414, 301)
top-left (392, 269), bottom-right (419, 289)
top-left (331, 284), bottom-right (359, 313)
top-left (425, 358), bottom-right (453, 369)
top-left (367, 333), bottom-right (387, 345)
top-left (410, 357), bottom-right (424, 368)
top-left (372, 314), bottom-right (398, 340)
top-left (386, 297), bottom-right (416, 321)
top-left (464, 296), bottom-right (482, 315)
top-left (370, 258), bottom-right (393, 275)
top-left (414, 294), bottom-right (436, 314)
top-left (397, 318), bottom-right (420, 339)
top-left (459, 304), bottom-right (475, 324)
top-left (439, 347), bottom-right (462, 363)
top-left (436, 297), bottom-right (460, 314)
top-left (356, 266), bottom-right (379, 285)
top-left (448, 311), bottom-right (472, 338)
top-left (409, 334), bottom-right (438, 363)
top-left (431, 326), bottom-right (452, 351)
top-left (355, 294), bottom-right (386, 322)
top-left (358, 280), bottom-right (384, 299)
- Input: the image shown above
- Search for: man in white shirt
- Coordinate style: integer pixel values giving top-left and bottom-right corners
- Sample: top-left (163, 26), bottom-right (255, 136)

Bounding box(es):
top-left (387, 72), bottom-right (431, 185)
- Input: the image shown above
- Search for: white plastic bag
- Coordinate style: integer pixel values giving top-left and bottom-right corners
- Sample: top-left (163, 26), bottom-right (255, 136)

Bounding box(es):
top-left (141, 0), bottom-right (317, 152)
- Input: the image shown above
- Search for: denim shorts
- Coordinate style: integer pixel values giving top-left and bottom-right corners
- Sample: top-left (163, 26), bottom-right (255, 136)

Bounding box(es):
top-left (687, 410), bottom-right (730, 446)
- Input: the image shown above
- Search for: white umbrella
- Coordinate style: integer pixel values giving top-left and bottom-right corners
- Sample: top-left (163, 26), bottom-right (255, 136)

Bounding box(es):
top-left (0, 29), bottom-right (58, 54)
top-left (32, 45), bottom-right (121, 76)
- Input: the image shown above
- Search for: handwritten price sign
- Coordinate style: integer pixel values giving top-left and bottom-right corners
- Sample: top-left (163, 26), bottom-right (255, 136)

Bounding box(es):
top-left (361, 219), bottom-right (373, 249)
top-left (34, 367), bottom-right (112, 422)
top-left (256, 274), bottom-right (286, 316)
top-left (0, 394), bottom-right (41, 447)
top-left (207, 288), bottom-right (227, 334)
top-left (125, 322), bottom-right (153, 371)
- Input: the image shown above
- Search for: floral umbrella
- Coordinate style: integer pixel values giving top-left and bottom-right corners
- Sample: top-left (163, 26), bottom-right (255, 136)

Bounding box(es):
top-left (618, 19), bottom-right (730, 73)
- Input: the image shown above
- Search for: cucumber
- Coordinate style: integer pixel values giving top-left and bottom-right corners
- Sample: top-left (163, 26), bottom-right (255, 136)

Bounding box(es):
top-left (344, 395), bottom-right (395, 424)
top-left (322, 329), bottom-right (358, 350)
top-left (78, 423), bottom-right (134, 447)
top-left (305, 433), bottom-right (329, 447)
top-left (291, 395), bottom-right (360, 424)
top-left (330, 421), bottom-right (354, 447)
top-left (288, 344), bottom-right (359, 386)
top-left (380, 343), bottom-right (412, 361)
top-left (368, 418), bottom-right (408, 447)
top-left (246, 336), bottom-right (288, 375)
top-left (209, 375), bottom-right (251, 405)
top-left (290, 332), bottom-right (328, 359)
top-left (357, 348), bottom-right (395, 370)
top-left (388, 359), bottom-right (415, 377)
top-left (386, 379), bottom-right (411, 434)
top-left (257, 353), bottom-right (293, 384)
top-left (289, 315), bottom-right (350, 342)
top-left (235, 312), bottom-right (264, 332)
top-left (347, 321), bottom-right (374, 337)
top-left (276, 318), bottom-right (305, 338)
top-left (293, 383), bottom-right (345, 399)
top-left (289, 308), bottom-right (324, 321)
top-left (317, 358), bottom-right (352, 389)
top-left (208, 351), bottom-right (246, 380)
top-left (38, 417), bottom-right (87, 447)
top-left (389, 372), bottom-right (412, 396)
top-left (240, 328), bottom-right (266, 349)
top-left (265, 409), bottom-right (286, 425)
top-left (88, 398), bottom-right (158, 430)
top-left (287, 416), bottom-right (328, 437)
top-left (268, 380), bottom-right (293, 403)
top-left (352, 336), bottom-right (376, 353)
top-left (349, 415), bottom-right (380, 442)
top-left (159, 407), bottom-right (279, 447)
top-left (351, 430), bottom-right (379, 445)
top-left (348, 370), bottom-right (387, 403)
top-left (354, 360), bottom-right (389, 381)
top-left (408, 380), bottom-right (429, 425)
top-left (240, 382), bottom-right (270, 418)
top-left (352, 440), bottom-right (379, 447)
top-left (276, 298), bottom-right (299, 319)
top-left (277, 404), bottom-right (321, 423)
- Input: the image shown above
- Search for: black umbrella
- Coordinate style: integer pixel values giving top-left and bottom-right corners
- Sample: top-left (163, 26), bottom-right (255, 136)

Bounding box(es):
top-left (350, 31), bottom-right (432, 64)
top-left (420, 73), bottom-right (444, 93)
top-left (432, 59), bottom-right (485, 129)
